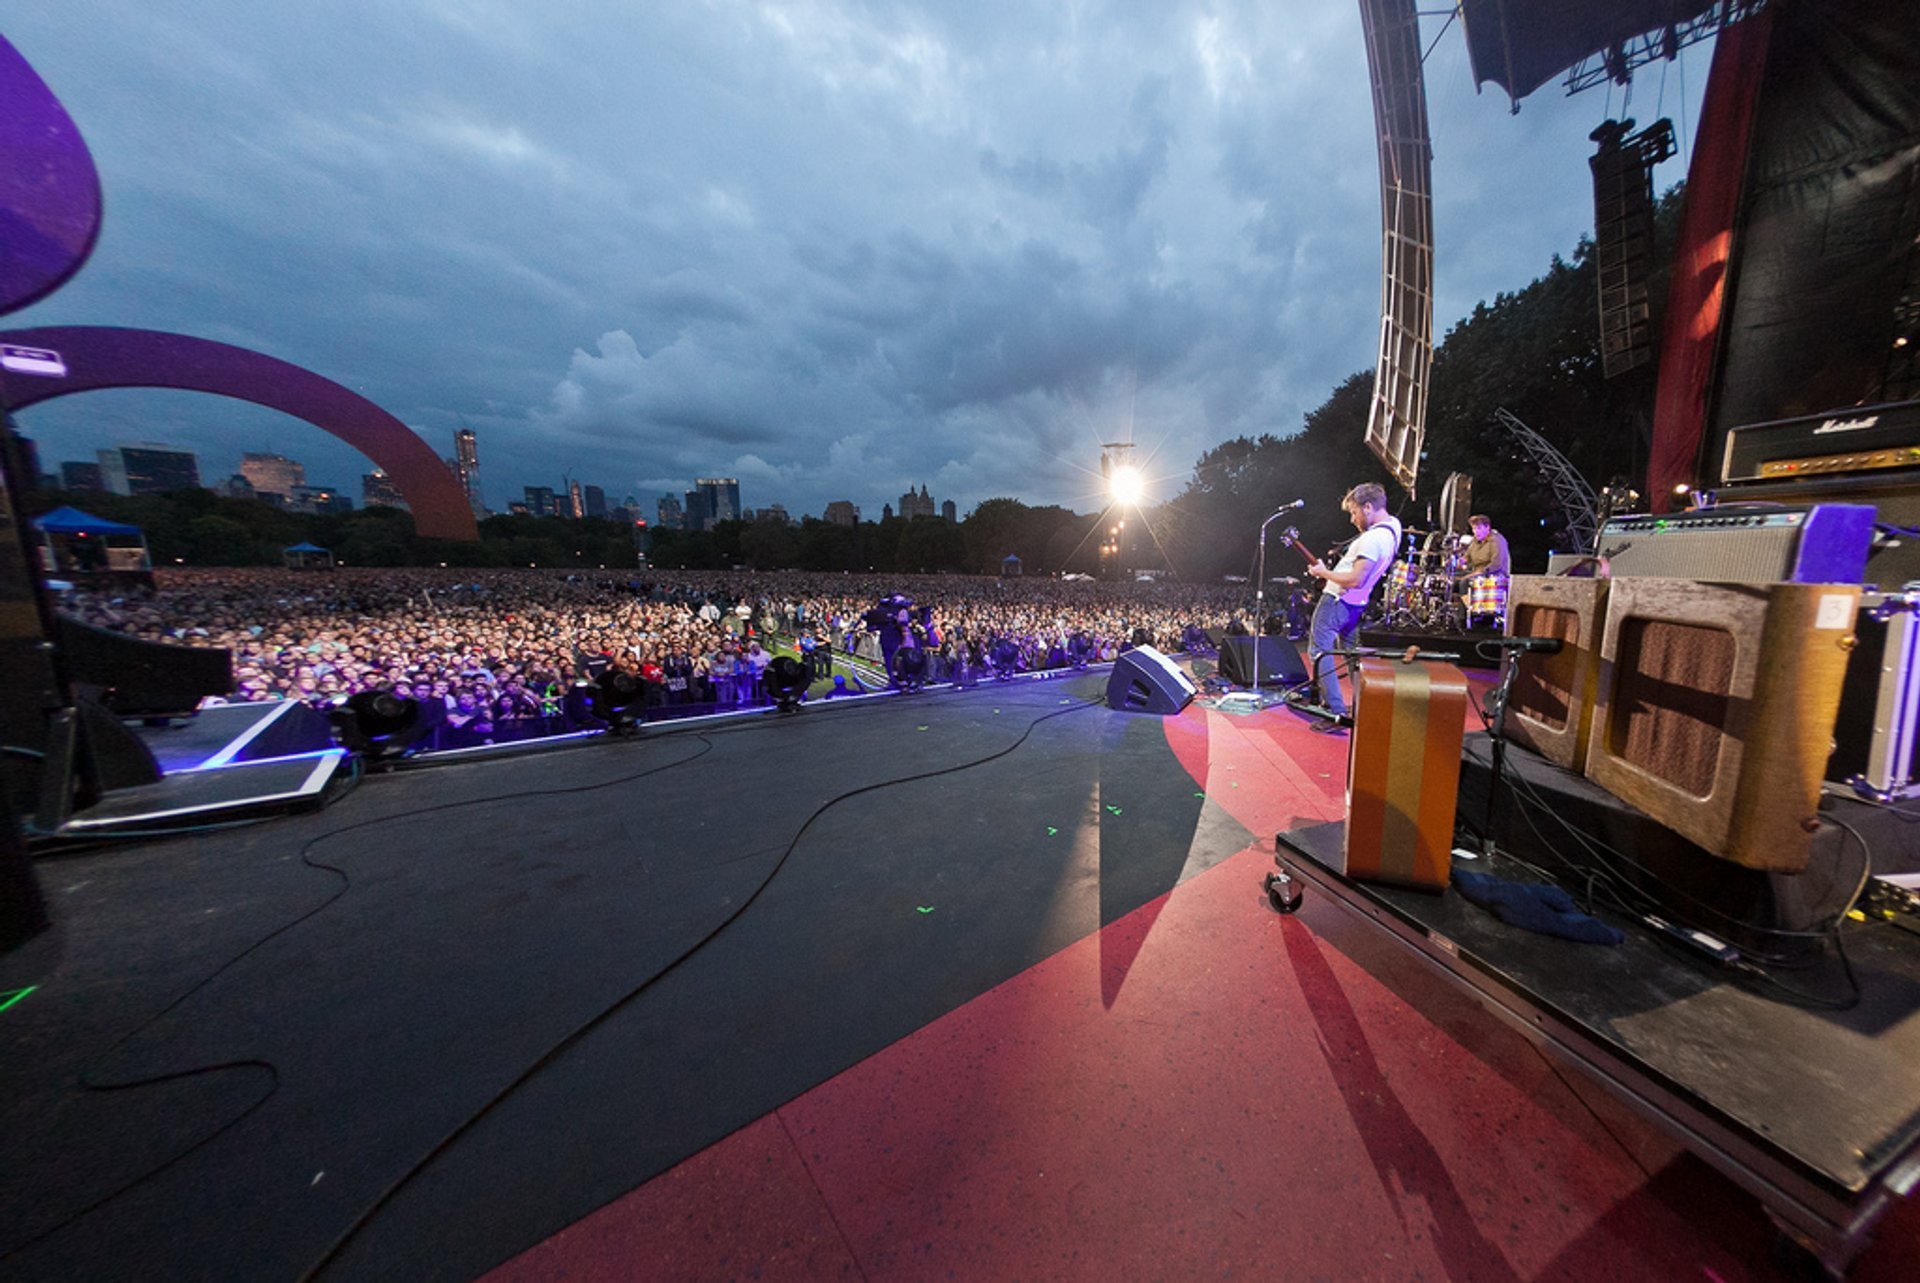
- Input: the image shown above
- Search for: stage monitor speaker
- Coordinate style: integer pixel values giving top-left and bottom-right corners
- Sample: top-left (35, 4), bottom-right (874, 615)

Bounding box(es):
top-left (1504, 576), bottom-right (1609, 772)
top-left (1106, 646), bottom-right (1196, 715)
top-left (1585, 578), bottom-right (1860, 872)
top-left (55, 616), bottom-right (232, 716)
top-left (1217, 635), bottom-right (1308, 688)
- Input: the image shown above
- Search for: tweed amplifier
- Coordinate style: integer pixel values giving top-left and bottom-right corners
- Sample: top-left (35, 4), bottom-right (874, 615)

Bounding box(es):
top-left (1588, 503), bottom-right (1874, 583)
top-left (1828, 593), bottom-right (1920, 802)
top-left (1722, 400), bottom-right (1920, 484)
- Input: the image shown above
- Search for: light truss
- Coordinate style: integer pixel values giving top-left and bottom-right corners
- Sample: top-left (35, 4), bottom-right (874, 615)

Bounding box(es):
top-left (1564, 1), bottom-right (1770, 95)
top-left (1494, 408), bottom-right (1601, 554)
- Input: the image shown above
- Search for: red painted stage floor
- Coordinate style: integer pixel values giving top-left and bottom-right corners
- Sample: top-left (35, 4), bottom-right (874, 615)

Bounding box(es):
top-left (483, 697), bottom-right (1920, 1282)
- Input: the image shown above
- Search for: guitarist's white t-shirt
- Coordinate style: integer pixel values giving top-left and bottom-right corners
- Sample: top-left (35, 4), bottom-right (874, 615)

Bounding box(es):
top-left (1323, 517), bottom-right (1400, 607)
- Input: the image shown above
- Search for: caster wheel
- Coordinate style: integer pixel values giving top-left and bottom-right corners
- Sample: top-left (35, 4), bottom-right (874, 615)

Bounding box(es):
top-left (1264, 870), bottom-right (1303, 914)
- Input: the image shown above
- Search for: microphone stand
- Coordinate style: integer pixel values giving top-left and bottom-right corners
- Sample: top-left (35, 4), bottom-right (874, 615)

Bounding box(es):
top-left (1471, 636), bottom-right (1559, 859)
top-left (1252, 509), bottom-right (1295, 701)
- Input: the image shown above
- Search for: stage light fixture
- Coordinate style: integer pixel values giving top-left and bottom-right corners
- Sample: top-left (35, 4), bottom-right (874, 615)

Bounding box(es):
top-left (595, 668), bottom-right (646, 734)
top-left (1108, 464), bottom-right (1144, 506)
top-left (766, 655), bottom-right (810, 714)
top-left (329, 689), bottom-right (430, 763)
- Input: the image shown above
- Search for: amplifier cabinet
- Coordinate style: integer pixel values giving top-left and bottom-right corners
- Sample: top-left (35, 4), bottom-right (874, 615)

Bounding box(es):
top-left (1828, 593), bottom-right (1920, 801)
top-left (1346, 658), bottom-right (1467, 892)
top-left (1595, 504), bottom-right (1874, 583)
top-left (1585, 578), bottom-right (1861, 873)
top-left (1503, 576), bottom-right (1608, 772)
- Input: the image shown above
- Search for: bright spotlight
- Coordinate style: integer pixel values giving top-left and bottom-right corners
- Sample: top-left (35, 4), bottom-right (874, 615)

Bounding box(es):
top-left (1109, 464), bottom-right (1144, 506)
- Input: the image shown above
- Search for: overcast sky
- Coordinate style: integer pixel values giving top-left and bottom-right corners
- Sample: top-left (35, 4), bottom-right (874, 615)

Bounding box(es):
top-left (4, 2), bottom-right (1704, 520)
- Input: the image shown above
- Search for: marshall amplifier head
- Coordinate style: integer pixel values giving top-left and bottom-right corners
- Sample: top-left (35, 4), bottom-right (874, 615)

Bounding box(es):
top-left (1594, 503), bottom-right (1873, 584)
top-left (1722, 400), bottom-right (1920, 484)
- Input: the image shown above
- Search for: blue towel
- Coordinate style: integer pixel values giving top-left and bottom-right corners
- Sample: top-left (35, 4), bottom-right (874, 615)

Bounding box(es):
top-left (1451, 869), bottom-right (1624, 946)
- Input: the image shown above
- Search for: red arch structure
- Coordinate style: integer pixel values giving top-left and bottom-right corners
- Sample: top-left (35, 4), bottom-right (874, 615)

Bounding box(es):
top-left (0, 325), bottom-right (477, 540)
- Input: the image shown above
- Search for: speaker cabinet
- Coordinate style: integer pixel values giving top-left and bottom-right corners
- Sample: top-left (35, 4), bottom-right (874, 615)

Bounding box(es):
top-left (1106, 646), bottom-right (1196, 715)
top-left (1585, 578), bottom-right (1860, 872)
top-left (1217, 635), bottom-right (1309, 688)
top-left (1504, 576), bottom-right (1609, 772)
top-left (1346, 658), bottom-right (1468, 892)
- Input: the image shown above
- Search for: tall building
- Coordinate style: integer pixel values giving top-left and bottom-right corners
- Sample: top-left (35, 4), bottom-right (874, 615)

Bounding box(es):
top-left (60, 460), bottom-right (103, 491)
top-left (758, 503), bottom-right (793, 525)
top-left (656, 494), bottom-right (684, 530)
top-left (362, 469), bottom-right (407, 509)
top-left (899, 483), bottom-right (937, 519)
top-left (97, 444), bottom-right (201, 496)
top-left (240, 451), bottom-right (305, 500)
top-left (524, 485), bottom-right (557, 518)
top-left (583, 485), bottom-right (607, 519)
top-left (10, 434), bottom-right (43, 490)
top-left (682, 487), bottom-right (714, 532)
top-left (695, 477), bottom-right (741, 525)
top-left (291, 483), bottom-right (352, 514)
top-left (453, 426), bottom-right (480, 510)
top-left (823, 500), bottom-right (859, 527)
top-left (567, 479), bottom-right (585, 519)
top-left (941, 499), bottom-right (957, 522)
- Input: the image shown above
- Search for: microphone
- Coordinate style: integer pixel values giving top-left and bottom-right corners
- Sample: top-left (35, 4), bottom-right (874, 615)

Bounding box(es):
top-left (1499, 636), bottom-right (1564, 655)
top-left (1273, 498), bottom-right (1305, 513)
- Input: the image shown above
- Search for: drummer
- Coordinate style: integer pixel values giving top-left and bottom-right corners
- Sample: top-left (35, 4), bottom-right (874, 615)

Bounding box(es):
top-left (1459, 514), bottom-right (1510, 593)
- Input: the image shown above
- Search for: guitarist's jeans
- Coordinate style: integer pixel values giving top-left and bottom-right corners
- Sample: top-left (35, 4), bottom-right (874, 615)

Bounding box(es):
top-left (1308, 593), bottom-right (1366, 717)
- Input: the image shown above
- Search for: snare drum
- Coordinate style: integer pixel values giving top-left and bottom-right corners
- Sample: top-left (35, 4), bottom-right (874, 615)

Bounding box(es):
top-left (1467, 575), bottom-right (1508, 618)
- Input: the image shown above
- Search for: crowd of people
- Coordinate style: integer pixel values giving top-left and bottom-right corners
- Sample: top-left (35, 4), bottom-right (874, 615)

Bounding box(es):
top-left (55, 568), bottom-right (1254, 747)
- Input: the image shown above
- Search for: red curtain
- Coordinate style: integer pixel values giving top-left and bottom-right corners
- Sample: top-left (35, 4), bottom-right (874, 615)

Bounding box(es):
top-left (1646, 12), bottom-right (1774, 512)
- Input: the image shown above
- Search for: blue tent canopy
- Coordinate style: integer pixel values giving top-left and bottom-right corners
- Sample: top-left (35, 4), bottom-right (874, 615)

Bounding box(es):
top-left (33, 505), bottom-right (142, 537)
top-left (284, 541), bottom-right (329, 553)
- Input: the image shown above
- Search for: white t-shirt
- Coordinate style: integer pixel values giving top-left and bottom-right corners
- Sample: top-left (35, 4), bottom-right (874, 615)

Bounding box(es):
top-left (1323, 517), bottom-right (1400, 606)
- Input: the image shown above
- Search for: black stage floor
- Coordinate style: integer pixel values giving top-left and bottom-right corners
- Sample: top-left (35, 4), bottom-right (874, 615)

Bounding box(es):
top-left (0, 675), bottom-right (1255, 1282)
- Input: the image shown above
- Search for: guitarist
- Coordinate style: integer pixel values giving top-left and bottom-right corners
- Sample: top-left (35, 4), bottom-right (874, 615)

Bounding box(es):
top-left (1301, 482), bottom-right (1400, 726)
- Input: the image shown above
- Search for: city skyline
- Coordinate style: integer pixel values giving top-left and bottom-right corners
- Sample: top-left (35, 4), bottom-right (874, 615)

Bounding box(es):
top-left (30, 428), bottom-right (973, 528)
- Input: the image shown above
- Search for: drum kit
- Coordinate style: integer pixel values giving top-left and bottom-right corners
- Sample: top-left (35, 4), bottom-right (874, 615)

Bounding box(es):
top-left (1376, 528), bottom-right (1506, 632)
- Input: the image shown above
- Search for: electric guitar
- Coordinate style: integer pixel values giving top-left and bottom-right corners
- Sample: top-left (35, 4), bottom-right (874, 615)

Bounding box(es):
top-left (1276, 527), bottom-right (1321, 574)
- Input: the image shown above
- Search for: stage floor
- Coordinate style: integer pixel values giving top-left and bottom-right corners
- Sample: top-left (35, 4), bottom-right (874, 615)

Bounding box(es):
top-left (4, 671), bottom-right (1919, 1281)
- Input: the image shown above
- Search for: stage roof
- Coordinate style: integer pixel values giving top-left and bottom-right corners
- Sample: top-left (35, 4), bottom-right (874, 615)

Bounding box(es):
top-left (1460, 1), bottom-right (1724, 104)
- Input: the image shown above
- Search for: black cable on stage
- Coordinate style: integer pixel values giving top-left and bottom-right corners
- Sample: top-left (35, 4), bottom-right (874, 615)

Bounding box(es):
top-left (0, 734), bottom-right (714, 1266)
top-left (1472, 736), bottom-right (1874, 1006)
top-left (296, 693), bottom-right (1104, 1282)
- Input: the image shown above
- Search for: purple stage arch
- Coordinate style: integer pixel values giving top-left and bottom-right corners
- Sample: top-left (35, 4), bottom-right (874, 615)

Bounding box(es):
top-left (0, 36), bottom-right (103, 315)
top-left (0, 325), bottom-right (478, 541)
